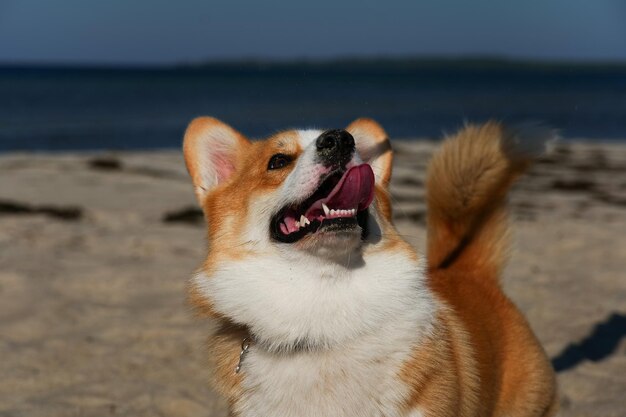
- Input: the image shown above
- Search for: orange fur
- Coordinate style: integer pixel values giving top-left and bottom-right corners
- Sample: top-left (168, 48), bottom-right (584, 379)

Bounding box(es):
top-left (410, 121), bottom-right (558, 416)
top-left (400, 311), bottom-right (480, 416)
top-left (208, 322), bottom-right (248, 407)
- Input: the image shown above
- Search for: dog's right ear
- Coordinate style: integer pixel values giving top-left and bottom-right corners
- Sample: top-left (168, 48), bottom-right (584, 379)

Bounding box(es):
top-left (183, 117), bottom-right (250, 204)
top-left (346, 118), bottom-right (393, 187)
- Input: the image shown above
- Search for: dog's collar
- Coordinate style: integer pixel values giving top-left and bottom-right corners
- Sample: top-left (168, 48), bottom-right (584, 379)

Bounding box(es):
top-left (234, 333), bottom-right (328, 374)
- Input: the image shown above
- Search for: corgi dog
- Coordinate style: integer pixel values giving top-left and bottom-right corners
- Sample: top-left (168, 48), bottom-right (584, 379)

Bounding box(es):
top-left (183, 117), bottom-right (557, 417)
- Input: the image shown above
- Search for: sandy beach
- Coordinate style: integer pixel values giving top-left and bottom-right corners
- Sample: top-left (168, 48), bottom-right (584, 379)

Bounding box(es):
top-left (0, 139), bottom-right (624, 417)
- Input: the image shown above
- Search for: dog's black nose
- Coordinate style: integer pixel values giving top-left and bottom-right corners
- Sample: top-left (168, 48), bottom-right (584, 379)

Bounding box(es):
top-left (316, 129), bottom-right (355, 167)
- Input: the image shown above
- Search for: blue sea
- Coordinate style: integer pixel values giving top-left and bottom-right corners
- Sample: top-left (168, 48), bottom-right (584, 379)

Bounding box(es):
top-left (1, 60), bottom-right (626, 151)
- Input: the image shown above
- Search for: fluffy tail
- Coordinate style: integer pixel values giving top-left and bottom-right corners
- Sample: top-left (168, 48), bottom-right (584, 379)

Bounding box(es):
top-left (426, 121), bottom-right (555, 275)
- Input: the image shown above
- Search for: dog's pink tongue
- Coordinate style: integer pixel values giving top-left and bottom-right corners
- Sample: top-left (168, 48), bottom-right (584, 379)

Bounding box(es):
top-left (325, 164), bottom-right (375, 210)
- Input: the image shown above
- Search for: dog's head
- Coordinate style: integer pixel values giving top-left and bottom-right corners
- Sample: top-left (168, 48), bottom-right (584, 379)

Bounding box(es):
top-left (184, 117), bottom-right (394, 260)
top-left (184, 117), bottom-right (424, 351)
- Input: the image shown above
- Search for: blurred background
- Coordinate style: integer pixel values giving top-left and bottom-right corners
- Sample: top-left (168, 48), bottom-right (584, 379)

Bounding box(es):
top-left (1, 0), bottom-right (626, 150)
top-left (1, 1), bottom-right (625, 416)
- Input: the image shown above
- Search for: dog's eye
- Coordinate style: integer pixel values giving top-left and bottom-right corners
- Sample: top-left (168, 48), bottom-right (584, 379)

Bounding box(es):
top-left (268, 153), bottom-right (292, 170)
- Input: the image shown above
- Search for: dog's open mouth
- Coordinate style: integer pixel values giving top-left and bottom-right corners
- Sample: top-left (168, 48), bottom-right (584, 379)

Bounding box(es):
top-left (271, 164), bottom-right (376, 243)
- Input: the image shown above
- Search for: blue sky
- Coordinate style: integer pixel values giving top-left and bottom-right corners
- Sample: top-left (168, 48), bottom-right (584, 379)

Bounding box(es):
top-left (1, 0), bottom-right (625, 64)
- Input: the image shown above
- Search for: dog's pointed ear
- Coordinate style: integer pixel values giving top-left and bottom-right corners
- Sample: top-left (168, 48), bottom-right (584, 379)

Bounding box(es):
top-left (183, 117), bottom-right (250, 204)
top-left (347, 118), bottom-right (393, 186)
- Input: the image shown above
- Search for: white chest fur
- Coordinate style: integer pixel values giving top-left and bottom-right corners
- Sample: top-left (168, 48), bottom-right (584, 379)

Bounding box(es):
top-left (236, 317), bottom-right (431, 417)
top-left (195, 250), bottom-right (436, 417)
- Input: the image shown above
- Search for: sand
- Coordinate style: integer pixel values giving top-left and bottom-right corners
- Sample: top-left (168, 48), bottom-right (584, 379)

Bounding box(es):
top-left (0, 140), bottom-right (625, 417)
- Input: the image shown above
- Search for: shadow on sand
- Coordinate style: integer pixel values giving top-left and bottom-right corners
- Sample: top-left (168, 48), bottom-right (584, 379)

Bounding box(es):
top-left (551, 312), bottom-right (626, 372)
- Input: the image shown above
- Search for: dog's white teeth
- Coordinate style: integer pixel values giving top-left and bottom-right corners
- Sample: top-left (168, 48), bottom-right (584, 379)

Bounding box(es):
top-left (300, 215), bottom-right (309, 226)
top-left (320, 205), bottom-right (357, 218)
top-left (295, 221), bottom-right (300, 229)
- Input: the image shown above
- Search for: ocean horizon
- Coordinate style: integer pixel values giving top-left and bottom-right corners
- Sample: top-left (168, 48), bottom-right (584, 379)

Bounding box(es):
top-left (2, 58), bottom-right (626, 152)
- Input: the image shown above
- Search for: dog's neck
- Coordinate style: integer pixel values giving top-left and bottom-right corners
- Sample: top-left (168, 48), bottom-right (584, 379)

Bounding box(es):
top-left (234, 330), bottom-right (329, 374)
top-left (199, 248), bottom-right (430, 349)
